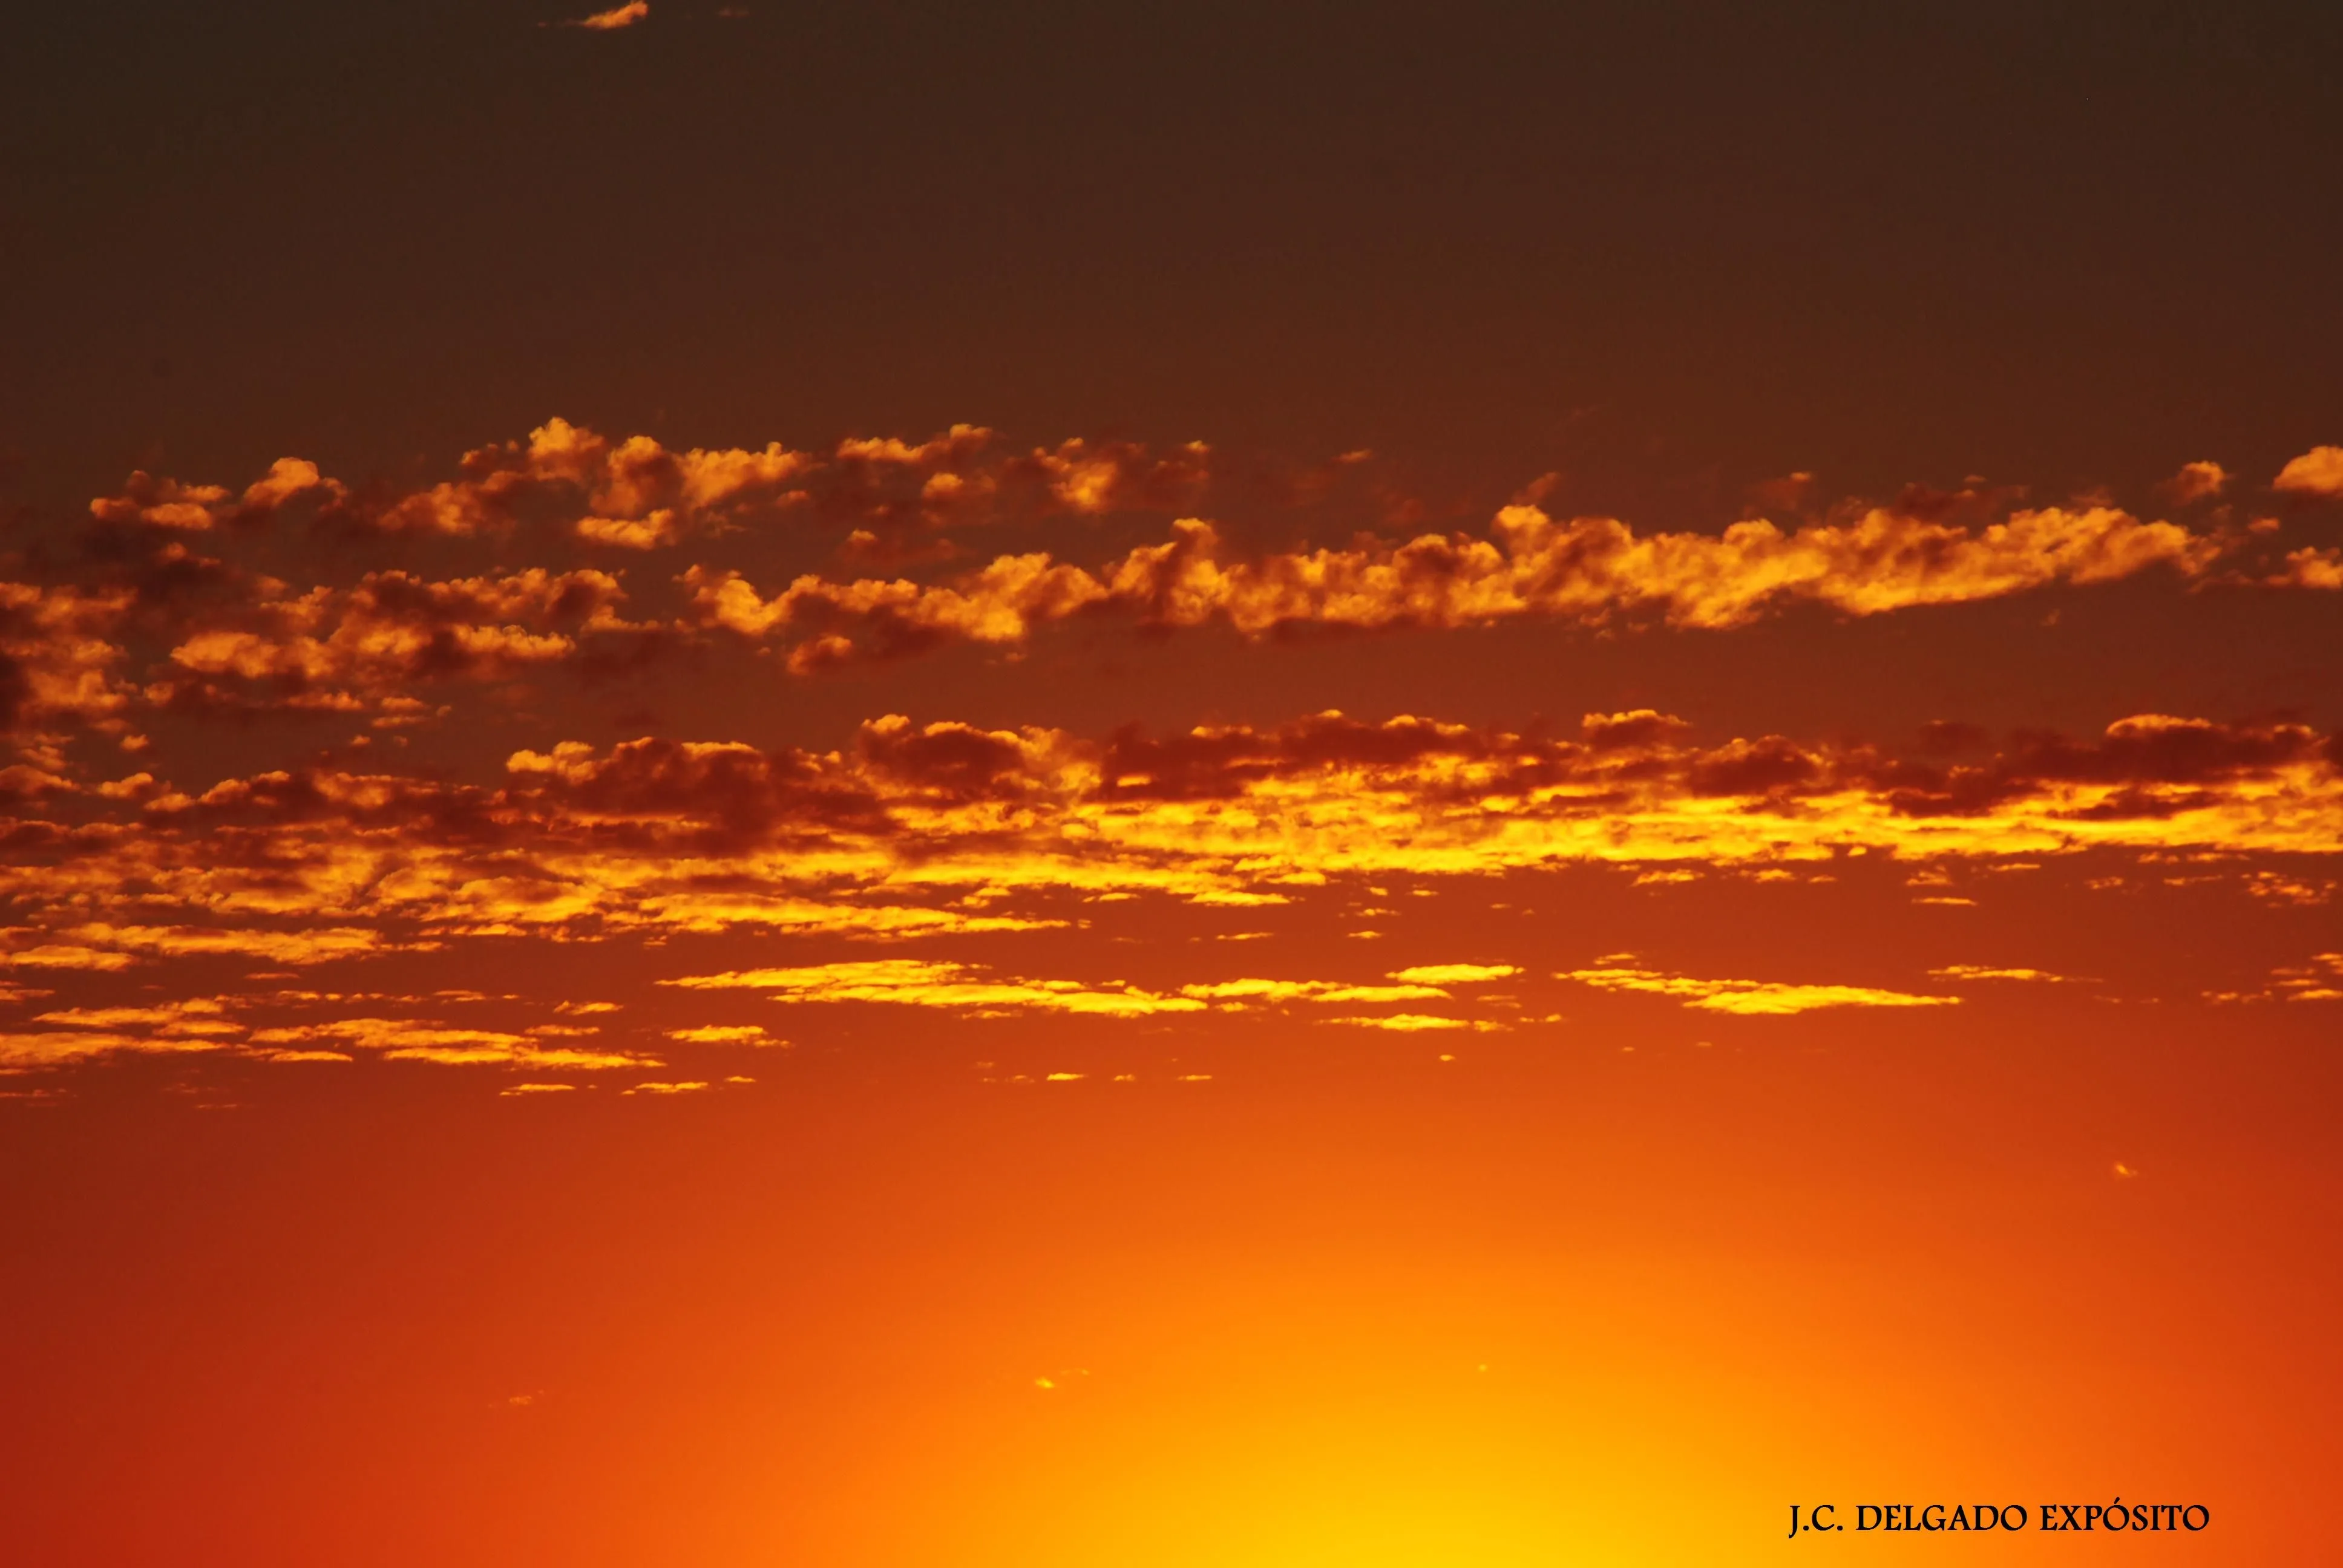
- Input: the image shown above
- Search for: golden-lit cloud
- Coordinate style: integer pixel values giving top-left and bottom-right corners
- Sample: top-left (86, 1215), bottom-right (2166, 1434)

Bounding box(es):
top-left (1389, 964), bottom-right (1521, 984)
top-left (154, 567), bottom-right (643, 722)
top-left (2244, 869), bottom-right (2334, 905)
top-left (2272, 445), bottom-right (2343, 498)
top-left (0, 710), bottom-right (2331, 984)
top-left (0, 992), bottom-right (248, 1068)
top-left (2270, 547), bottom-right (2343, 590)
top-left (34, 997), bottom-right (240, 1035)
top-left (59, 925), bottom-right (401, 966)
top-left (244, 1017), bottom-right (652, 1069)
top-left (2, 423), bottom-right (2336, 1056)
top-left (1174, 978), bottom-right (1449, 1004)
top-left (0, 1030), bottom-right (177, 1069)
top-left (2160, 461), bottom-right (2229, 503)
top-left (2204, 953), bottom-right (2343, 1005)
top-left (1560, 962), bottom-right (1959, 1014)
top-left (1, 942), bottom-right (137, 972)
top-left (563, 2), bottom-right (649, 31)
top-left (76, 419), bottom-right (1208, 553)
top-left (689, 500), bottom-right (2230, 669)
top-left (0, 583), bottom-right (139, 733)
top-left (85, 460), bottom-right (342, 532)
top-left (1320, 1013), bottom-right (1503, 1032)
top-left (1926, 964), bottom-right (2087, 984)
top-left (34, 420), bottom-right (1234, 742)
top-left (18, 425), bottom-right (2327, 759)
top-left (2271, 953), bottom-right (2343, 1002)
top-left (661, 959), bottom-right (1207, 1018)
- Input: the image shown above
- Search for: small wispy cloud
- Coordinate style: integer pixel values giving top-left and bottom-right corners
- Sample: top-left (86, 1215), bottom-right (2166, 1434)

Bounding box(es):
top-left (1387, 964), bottom-right (1519, 985)
top-left (1928, 964), bottom-right (2089, 984)
top-left (664, 1024), bottom-right (778, 1044)
top-left (1561, 962), bottom-right (1959, 1016)
top-left (555, 1), bottom-right (648, 31)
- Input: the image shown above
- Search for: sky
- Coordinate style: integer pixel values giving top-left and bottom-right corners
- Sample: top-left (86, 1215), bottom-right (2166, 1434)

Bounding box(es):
top-left (2, 3), bottom-right (2339, 1564)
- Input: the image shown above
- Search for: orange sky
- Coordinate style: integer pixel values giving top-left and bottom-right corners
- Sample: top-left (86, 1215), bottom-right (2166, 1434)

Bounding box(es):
top-left (4, 5), bottom-right (2341, 1564)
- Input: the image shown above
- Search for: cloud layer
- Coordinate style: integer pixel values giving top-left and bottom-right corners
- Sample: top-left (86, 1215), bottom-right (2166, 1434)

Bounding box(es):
top-left (20, 421), bottom-right (2332, 743)
top-left (0, 710), bottom-right (2329, 985)
top-left (689, 501), bottom-right (2230, 671)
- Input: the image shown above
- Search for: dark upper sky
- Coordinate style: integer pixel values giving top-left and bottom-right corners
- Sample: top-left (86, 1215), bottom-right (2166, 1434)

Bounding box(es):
top-left (6, 1), bottom-right (2341, 520)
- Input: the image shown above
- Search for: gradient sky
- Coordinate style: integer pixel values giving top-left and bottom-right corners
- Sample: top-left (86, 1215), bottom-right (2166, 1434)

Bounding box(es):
top-left (3, 4), bottom-right (2339, 1564)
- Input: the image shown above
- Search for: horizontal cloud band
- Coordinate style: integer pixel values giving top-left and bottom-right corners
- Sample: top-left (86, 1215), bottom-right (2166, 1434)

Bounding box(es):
top-left (690, 503), bottom-right (2229, 671)
top-left (16, 423), bottom-right (2335, 734)
top-left (0, 710), bottom-right (2333, 977)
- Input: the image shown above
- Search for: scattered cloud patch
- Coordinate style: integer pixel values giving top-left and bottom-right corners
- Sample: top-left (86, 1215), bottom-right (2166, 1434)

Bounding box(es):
top-left (1561, 963), bottom-right (1960, 1016)
top-left (1928, 964), bottom-right (2088, 984)
top-left (661, 959), bottom-right (1207, 1018)
top-left (1389, 964), bottom-right (1520, 984)
top-left (246, 1018), bottom-right (651, 1069)
top-left (562, 1), bottom-right (647, 30)
top-left (2160, 462), bottom-right (2228, 503)
top-left (1175, 978), bottom-right (1448, 1004)
top-left (2273, 445), bottom-right (2343, 498)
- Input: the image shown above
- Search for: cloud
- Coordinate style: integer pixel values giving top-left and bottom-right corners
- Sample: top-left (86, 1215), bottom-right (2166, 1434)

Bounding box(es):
top-left (2159, 461), bottom-right (2229, 503)
top-left (85, 419), bottom-right (1208, 554)
top-left (1, 996), bottom-right (244, 1066)
top-left (2273, 953), bottom-right (2343, 1002)
top-left (65, 924), bottom-right (397, 965)
top-left (0, 710), bottom-right (2332, 979)
top-left (1387, 964), bottom-right (1520, 984)
top-left (154, 567), bottom-right (643, 721)
top-left (1, 944), bottom-right (137, 972)
top-left (34, 997), bottom-right (240, 1036)
top-left (87, 460), bottom-right (344, 533)
top-left (690, 498), bottom-right (2229, 668)
top-left (1927, 964), bottom-right (2087, 984)
top-left (244, 1018), bottom-right (652, 1068)
top-left (2244, 869), bottom-right (2333, 906)
top-left (626, 892), bottom-right (1062, 939)
top-left (1173, 978), bottom-right (1449, 1004)
top-left (663, 1025), bottom-right (777, 1044)
top-left (660, 959), bottom-right (1207, 1018)
top-left (2269, 547), bottom-right (2343, 590)
top-left (1320, 1013), bottom-right (1499, 1031)
top-left (1560, 962), bottom-right (1959, 1015)
top-left (2273, 445), bottom-right (2343, 498)
top-left (0, 583), bottom-right (138, 733)
top-left (562, 2), bottom-right (648, 30)
top-left (0, 1030), bottom-right (180, 1069)
top-left (15, 426), bottom-right (2322, 756)
top-left (624, 1080), bottom-right (711, 1095)
top-left (2205, 953), bottom-right (2343, 1005)
top-left (823, 431), bottom-right (1209, 538)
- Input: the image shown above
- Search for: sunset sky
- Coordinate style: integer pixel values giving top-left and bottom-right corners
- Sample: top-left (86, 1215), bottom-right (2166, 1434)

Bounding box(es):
top-left (4, 4), bottom-right (2340, 1564)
